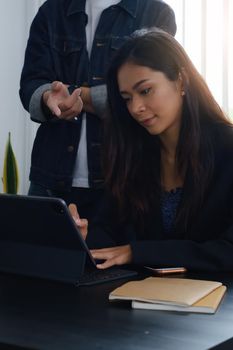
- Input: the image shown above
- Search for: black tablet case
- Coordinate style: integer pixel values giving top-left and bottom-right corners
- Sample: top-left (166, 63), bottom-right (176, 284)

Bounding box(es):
top-left (0, 194), bottom-right (96, 283)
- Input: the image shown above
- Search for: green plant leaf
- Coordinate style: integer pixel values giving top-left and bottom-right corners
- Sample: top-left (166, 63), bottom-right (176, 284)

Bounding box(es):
top-left (2, 132), bottom-right (19, 194)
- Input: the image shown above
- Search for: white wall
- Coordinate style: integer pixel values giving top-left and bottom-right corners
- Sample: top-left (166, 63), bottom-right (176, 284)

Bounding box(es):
top-left (0, 0), bottom-right (44, 194)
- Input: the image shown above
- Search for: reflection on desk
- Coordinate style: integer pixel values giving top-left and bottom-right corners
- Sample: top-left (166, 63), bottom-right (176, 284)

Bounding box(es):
top-left (0, 271), bottom-right (233, 350)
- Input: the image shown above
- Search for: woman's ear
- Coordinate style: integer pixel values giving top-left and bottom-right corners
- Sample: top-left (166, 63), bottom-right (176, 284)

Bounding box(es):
top-left (178, 68), bottom-right (188, 96)
top-left (176, 73), bottom-right (184, 96)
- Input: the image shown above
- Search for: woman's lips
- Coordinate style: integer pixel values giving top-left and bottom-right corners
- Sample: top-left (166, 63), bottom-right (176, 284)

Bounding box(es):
top-left (139, 116), bottom-right (157, 127)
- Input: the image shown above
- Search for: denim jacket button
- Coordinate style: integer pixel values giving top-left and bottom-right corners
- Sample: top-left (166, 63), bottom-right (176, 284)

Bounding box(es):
top-left (96, 42), bottom-right (105, 47)
top-left (92, 76), bottom-right (103, 81)
top-left (67, 145), bottom-right (74, 153)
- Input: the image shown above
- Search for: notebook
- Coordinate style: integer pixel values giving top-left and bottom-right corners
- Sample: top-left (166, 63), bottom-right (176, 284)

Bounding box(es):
top-left (132, 285), bottom-right (226, 314)
top-left (0, 194), bottom-right (137, 285)
top-left (109, 277), bottom-right (226, 314)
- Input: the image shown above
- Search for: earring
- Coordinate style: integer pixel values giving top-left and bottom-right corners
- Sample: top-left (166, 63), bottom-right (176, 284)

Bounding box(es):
top-left (181, 90), bottom-right (185, 96)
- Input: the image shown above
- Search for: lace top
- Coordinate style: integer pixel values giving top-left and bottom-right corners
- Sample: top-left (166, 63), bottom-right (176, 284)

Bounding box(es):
top-left (161, 188), bottom-right (183, 235)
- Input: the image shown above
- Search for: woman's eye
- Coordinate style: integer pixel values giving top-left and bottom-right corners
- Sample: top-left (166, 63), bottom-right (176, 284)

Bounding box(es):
top-left (141, 88), bottom-right (151, 95)
top-left (122, 96), bottom-right (131, 104)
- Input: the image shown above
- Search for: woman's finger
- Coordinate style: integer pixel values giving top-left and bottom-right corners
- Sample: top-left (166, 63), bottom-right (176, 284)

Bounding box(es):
top-left (68, 203), bottom-right (80, 221)
top-left (96, 259), bottom-right (116, 269)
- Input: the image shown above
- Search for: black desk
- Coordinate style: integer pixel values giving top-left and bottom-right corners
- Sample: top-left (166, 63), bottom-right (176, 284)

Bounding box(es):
top-left (0, 272), bottom-right (233, 350)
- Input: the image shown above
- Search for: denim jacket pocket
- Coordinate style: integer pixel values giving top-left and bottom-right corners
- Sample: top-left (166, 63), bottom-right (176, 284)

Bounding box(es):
top-left (108, 36), bottom-right (128, 65)
top-left (110, 36), bottom-right (128, 51)
top-left (51, 35), bottom-right (85, 83)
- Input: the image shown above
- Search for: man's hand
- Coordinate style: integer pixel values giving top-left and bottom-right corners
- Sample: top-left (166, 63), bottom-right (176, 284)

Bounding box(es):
top-left (68, 203), bottom-right (88, 240)
top-left (90, 245), bottom-right (133, 269)
top-left (43, 81), bottom-right (83, 120)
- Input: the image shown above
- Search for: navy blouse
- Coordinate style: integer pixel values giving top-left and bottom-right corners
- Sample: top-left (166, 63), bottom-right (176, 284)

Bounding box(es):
top-left (161, 188), bottom-right (183, 234)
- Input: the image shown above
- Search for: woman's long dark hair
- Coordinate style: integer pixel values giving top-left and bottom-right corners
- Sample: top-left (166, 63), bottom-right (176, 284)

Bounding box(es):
top-left (103, 28), bottom-right (231, 229)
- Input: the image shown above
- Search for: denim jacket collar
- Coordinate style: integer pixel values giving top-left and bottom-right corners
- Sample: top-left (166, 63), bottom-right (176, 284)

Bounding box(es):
top-left (67, 0), bottom-right (139, 17)
top-left (118, 0), bottom-right (139, 17)
top-left (67, 0), bottom-right (85, 16)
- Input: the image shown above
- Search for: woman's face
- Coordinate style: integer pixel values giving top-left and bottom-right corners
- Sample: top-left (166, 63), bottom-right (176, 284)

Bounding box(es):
top-left (117, 62), bottom-right (184, 138)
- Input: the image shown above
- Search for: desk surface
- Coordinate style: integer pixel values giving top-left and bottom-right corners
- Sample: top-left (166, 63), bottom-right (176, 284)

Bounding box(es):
top-left (0, 271), bottom-right (233, 350)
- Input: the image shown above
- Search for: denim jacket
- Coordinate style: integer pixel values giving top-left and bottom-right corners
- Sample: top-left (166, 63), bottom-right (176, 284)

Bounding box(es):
top-left (19, 0), bottom-right (176, 191)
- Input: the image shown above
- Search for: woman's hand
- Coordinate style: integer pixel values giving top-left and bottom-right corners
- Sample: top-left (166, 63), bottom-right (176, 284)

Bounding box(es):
top-left (68, 203), bottom-right (88, 240)
top-left (90, 245), bottom-right (133, 269)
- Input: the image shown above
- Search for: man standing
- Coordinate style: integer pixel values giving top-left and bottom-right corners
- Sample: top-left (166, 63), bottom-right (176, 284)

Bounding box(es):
top-left (20, 0), bottom-right (176, 221)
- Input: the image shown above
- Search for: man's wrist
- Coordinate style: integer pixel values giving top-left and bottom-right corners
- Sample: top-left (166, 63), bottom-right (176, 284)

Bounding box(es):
top-left (68, 84), bottom-right (79, 95)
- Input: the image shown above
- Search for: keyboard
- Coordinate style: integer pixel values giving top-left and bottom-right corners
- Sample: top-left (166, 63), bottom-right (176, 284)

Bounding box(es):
top-left (76, 267), bottom-right (137, 286)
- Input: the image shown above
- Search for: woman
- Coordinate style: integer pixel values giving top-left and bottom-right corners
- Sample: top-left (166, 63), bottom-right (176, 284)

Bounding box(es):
top-left (71, 28), bottom-right (233, 271)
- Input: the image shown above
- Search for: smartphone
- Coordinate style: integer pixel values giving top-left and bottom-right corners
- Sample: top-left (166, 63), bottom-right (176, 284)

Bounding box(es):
top-left (145, 266), bottom-right (187, 275)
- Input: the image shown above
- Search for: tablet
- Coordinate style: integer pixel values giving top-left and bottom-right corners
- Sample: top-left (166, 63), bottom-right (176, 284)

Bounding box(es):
top-left (0, 194), bottom-right (137, 285)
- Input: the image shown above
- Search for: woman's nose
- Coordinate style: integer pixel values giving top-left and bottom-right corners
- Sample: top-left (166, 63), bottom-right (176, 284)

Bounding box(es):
top-left (130, 97), bottom-right (146, 116)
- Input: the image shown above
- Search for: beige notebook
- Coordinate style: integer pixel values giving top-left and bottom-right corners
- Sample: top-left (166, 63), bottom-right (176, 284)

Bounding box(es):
top-left (109, 277), bottom-right (223, 307)
top-left (132, 285), bottom-right (226, 314)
